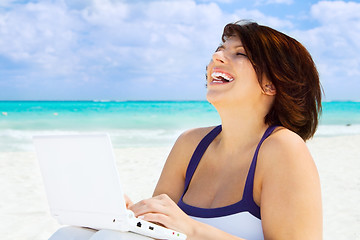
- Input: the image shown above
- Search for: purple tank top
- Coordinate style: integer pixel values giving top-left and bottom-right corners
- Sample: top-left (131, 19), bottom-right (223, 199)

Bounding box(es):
top-left (178, 125), bottom-right (277, 219)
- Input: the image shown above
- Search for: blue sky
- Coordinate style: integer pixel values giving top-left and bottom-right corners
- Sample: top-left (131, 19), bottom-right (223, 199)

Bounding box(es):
top-left (0, 0), bottom-right (359, 101)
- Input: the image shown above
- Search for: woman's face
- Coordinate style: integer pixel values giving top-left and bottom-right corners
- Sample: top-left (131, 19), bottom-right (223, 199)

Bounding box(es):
top-left (206, 37), bottom-right (263, 107)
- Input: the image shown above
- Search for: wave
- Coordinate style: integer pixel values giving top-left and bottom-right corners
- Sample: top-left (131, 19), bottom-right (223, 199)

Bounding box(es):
top-left (0, 128), bottom-right (184, 152)
top-left (1, 124), bottom-right (360, 152)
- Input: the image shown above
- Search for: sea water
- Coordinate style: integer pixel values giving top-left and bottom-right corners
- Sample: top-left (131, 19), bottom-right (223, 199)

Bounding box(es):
top-left (0, 101), bottom-right (359, 152)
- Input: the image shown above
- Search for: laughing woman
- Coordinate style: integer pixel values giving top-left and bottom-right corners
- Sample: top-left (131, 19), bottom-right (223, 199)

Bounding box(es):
top-left (49, 20), bottom-right (322, 240)
top-left (129, 20), bottom-right (323, 240)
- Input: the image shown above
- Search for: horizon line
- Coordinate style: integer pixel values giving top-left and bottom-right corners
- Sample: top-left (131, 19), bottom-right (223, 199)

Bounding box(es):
top-left (0, 99), bottom-right (359, 103)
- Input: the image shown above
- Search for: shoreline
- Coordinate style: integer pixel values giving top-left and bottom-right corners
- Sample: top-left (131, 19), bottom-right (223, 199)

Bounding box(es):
top-left (1, 135), bottom-right (359, 239)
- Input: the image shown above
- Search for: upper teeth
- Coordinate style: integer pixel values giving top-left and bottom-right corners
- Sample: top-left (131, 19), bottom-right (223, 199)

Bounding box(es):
top-left (211, 72), bottom-right (234, 82)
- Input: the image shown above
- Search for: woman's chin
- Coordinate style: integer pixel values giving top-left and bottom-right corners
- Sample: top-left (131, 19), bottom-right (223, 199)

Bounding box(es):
top-left (206, 91), bottom-right (217, 104)
top-left (206, 91), bottom-right (227, 106)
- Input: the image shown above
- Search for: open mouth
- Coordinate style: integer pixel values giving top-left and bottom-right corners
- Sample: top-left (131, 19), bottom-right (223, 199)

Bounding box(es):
top-left (211, 71), bottom-right (234, 84)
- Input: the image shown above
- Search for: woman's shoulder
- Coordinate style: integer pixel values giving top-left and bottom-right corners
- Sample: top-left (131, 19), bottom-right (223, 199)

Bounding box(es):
top-left (166, 125), bottom-right (218, 165)
top-left (259, 126), bottom-right (317, 176)
top-left (262, 126), bottom-right (306, 153)
top-left (174, 125), bottom-right (219, 151)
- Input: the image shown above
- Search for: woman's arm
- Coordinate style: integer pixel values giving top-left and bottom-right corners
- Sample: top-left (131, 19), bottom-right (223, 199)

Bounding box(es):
top-left (259, 129), bottom-right (323, 239)
top-left (152, 127), bottom-right (215, 202)
top-left (124, 128), bottom-right (197, 209)
top-left (151, 131), bottom-right (192, 202)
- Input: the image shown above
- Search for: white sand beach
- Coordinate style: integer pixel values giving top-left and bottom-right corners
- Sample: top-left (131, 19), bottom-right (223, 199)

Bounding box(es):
top-left (0, 135), bottom-right (359, 240)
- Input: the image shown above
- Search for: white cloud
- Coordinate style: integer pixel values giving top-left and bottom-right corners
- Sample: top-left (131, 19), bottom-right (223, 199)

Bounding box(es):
top-left (82, 0), bottom-right (129, 26)
top-left (0, 1), bottom-right (80, 74)
top-left (0, 0), bottom-right (232, 96)
top-left (308, 1), bottom-right (360, 52)
top-left (233, 9), bottom-right (294, 29)
top-left (1, 0), bottom-right (358, 100)
top-left (255, 0), bottom-right (294, 6)
top-left (290, 1), bottom-right (360, 100)
top-left (311, 1), bottom-right (360, 24)
top-left (196, 0), bottom-right (234, 3)
top-left (0, 0), bottom-right (18, 7)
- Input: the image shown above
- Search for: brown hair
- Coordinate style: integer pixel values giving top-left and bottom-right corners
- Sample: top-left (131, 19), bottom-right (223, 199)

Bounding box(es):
top-left (222, 20), bottom-right (322, 140)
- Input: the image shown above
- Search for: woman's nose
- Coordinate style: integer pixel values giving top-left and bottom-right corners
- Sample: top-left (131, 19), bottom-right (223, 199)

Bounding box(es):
top-left (212, 50), bottom-right (228, 64)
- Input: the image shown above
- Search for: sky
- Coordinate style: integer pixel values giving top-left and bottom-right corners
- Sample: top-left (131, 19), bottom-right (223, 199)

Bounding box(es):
top-left (0, 0), bottom-right (359, 101)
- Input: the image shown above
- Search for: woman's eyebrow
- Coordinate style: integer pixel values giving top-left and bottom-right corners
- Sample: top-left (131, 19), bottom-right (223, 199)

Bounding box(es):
top-left (216, 44), bottom-right (244, 51)
top-left (215, 45), bottom-right (225, 51)
top-left (234, 44), bottom-right (244, 49)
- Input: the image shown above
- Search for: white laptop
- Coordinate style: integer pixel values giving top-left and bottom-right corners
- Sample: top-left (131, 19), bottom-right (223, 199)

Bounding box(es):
top-left (33, 134), bottom-right (186, 240)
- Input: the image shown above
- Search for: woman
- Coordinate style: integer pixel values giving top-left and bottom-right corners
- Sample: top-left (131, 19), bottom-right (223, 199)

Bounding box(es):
top-left (129, 20), bottom-right (323, 239)
top-left (50, 20), bottom-right (322, 240)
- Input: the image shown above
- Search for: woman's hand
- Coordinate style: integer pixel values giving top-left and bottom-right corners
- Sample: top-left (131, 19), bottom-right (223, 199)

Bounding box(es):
top-left (129, 194), bottom-right (197, 238)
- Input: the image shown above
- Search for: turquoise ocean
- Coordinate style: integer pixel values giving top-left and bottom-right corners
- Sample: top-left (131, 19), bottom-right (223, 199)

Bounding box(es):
top-left (1, 101), bottom-right (360, 152)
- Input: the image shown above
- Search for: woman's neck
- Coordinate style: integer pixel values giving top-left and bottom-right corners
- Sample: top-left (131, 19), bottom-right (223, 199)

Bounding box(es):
top-left (214, 103), bottom-right (270, 153)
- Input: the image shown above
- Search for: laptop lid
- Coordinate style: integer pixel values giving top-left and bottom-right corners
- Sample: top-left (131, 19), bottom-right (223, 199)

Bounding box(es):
top-left (33, 134), bottom-right (187, 240)
top-left (33, 134), bottom-right (129, 230)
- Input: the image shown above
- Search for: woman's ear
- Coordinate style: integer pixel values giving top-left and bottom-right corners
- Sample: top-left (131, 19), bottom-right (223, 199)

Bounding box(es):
top-left (262, 82), bottom-right (276, 96)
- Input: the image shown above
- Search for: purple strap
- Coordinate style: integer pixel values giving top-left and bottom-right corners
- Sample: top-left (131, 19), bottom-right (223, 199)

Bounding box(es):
top-left (242, 125), bottom-right (278, 218)
top-left (183, 125), bottom-right (222, 192)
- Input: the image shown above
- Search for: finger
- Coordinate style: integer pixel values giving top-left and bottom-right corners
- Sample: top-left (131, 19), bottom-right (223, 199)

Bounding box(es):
top-left (153, 193), bottom-right (172, 203)
top-left (139, 213), bottom-right (171, 228)
top-left (152, 194), bottom-right (178, 209)
top-left (129, 198), bottom-right (166, 217)
top-left (124, 194), bottom-right (134, 209)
